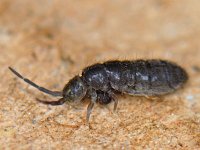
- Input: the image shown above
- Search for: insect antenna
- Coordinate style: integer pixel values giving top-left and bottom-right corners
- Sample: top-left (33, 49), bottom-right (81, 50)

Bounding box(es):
top-left (36, 98), bottom-right (66, 105)
top-left (8, 67), bottom-right (63, 97)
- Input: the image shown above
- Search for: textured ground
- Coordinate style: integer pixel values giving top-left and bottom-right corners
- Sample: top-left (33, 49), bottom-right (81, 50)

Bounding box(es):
top-left (0, 0), bottom-right (200, 149)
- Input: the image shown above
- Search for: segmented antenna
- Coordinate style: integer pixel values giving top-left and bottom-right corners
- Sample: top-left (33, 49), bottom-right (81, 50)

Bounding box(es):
top-left (36, 98), bottom-right (66, 105)
top-left (8, 67), bottom-right (63, 97)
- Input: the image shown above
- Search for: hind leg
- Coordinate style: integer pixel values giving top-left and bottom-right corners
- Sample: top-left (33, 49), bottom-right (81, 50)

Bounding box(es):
top-left (113, 98), bottom-right (118, 112)
top-left (108, 91), bottom-right (118, 111)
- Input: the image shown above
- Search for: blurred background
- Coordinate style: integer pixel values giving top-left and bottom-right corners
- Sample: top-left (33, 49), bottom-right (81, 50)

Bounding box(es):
top-left (0, 0), bottom-right (200, 149)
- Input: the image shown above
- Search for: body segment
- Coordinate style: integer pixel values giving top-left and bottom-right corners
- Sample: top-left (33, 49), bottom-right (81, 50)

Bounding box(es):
top-left (83, 60), bottom-right (188, 96)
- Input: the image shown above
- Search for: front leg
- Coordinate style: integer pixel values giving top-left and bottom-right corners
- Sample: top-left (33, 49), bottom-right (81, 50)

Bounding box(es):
top-left (86, 101), bottom-right (95, 124)
top-left (86, 89), bottom-right (97, 124)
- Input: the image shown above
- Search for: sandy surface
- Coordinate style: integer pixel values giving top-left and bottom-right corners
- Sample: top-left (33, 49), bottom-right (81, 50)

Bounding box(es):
top-left (0, 0), bottom-right (200, 149)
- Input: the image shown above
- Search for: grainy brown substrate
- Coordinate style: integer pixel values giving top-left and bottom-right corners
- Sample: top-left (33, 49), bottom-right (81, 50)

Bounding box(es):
top-left (0, 0), bottom-right (200, 149)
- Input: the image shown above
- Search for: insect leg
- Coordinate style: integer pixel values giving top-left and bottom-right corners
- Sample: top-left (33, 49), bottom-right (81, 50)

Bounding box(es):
top-left (108, 91), bottom-right (118, 111)
top-left (113, 98), bottom-right (118, 112)
top-left (86, 101), bottom-right (95, 124)
top-left (86, 89), bottom-right (97, 124)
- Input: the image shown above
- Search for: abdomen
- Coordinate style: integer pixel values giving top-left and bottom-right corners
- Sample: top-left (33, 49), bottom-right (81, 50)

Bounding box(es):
top-left (104, 60), bottom-right (188, 96)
